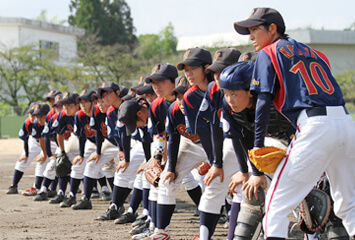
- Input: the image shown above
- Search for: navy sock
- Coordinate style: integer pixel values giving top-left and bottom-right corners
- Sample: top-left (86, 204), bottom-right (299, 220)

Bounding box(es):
top-left (150, 200), bottom-right (157, 226)
top-left (225, 198), bottom-right (231, 214)
top-left (69, 177), bottom-right (81, 196)
top-left (112, 186), bottom-right (131, 208)
top-left (107, 177), bottom-right (114, 191)
top-left (142, 188), bottom-right (150, 211)
top-left (12, 170), bottom-right (24, 186)
top-left (267, 238), bottom-right (285, 240)
top-left (49, 177), bottom-right (58, 191)
top-left (42, 177), bottom-right (53, 189)
top-left (187, 185), bottom-right (202, 207)
top-left (83, 176), bottom-right (95, 200)
top-left (34, 176), bottom-right (44, 189)
top-left (129, 188), bottom-right (142, 213)
top-left (200, 210), bottom-right (221, 239)
top-left (157, 204), bottom-right (175, 230)
top-left (227, 202), bottom-right (241, 240)
top-left (97, 176), bottom-right (107, 189)
top-left (58, 176), bottom-right (70, 194)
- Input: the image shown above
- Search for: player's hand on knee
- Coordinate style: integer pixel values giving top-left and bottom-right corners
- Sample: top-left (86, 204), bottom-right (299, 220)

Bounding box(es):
top-left (18, 155), bottom-right (28, 163)
top-left (116, 160), bottom-right (129, 173)
top-left (229, 171), bottom-right (249, 196)
top-left (162, 172), bottom-right (175, 184)
top-left (242, 175), bottom-right (267, 201)
top-left (204, 166), bottom-right (224, 186)
top-left (87, 152), bottom-right (101, 164)
top-left (36, 154), bottom-right (47, 164)
top-left (137, 162), bottom-right (147, 174)
top-left (117, 151), bottom-right (125, 161)
top-left (73, 156), bottom-right (84, 165)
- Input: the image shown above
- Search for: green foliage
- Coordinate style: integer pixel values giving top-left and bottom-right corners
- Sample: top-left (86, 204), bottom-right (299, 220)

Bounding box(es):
top-left (335, 69), bottom-right (355, 98)
top-left (159, 22), bottom-right (177, 57)
top-left (35, 9), bottom-right (66, 25)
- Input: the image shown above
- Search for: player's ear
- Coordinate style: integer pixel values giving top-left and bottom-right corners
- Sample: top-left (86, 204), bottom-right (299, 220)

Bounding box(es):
top-left (269, 23), bottom-right (278, 35)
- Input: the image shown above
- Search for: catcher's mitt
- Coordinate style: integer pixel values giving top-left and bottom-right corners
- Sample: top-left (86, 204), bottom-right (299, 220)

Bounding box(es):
top-left (198, 162), bottom-right (211, 175)
top-left (144, 159), bottom-right (163, 187)
top-left (55, 152), bottom-right (72, 178)
top-left (248, 146), bottom-right (286, 173)
top-left (298, 188), bottom-right (331, 234)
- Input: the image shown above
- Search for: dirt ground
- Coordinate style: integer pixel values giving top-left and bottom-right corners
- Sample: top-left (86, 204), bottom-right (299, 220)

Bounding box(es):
top-left (0, 138), bottom-right (316, 240)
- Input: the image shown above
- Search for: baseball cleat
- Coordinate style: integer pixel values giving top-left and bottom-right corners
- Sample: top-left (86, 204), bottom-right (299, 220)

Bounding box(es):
top-left (131, 228), bottom-right (152, 240)
top-left (33, 191), bottom-right (48, 201)
top-left (91, 187), bottom-right (100, 199)
top-left (114, 212), bottom-right (138, 224)
top-left (60, 195), bottom-right (77, 208)
top-left (6, 185), bottom-right (18, 194)
top-left (101, 191), bottom-right (112, 201)
top-left (49, 193), bottom-right (65, 204)
top-left (193, 208), bottom-right (200, 217)
top-left (130, 220), bottom-right (150, 235)
top-left (71, 197), bottom-right (92, 210)
top-left (47, 190), bottom-right (57, 198)
top-left (22, 187), bottom-right (38, 196)
top-left (96, 205), bottom-right (124, 220)
top-left (132, 214), bottom-right (148, 228)
top-left (148, 229), bottom-right (171, 240)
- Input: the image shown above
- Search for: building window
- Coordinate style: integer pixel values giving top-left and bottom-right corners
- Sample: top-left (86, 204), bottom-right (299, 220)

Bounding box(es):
top-left (39, 40), bottom-right (59, 58)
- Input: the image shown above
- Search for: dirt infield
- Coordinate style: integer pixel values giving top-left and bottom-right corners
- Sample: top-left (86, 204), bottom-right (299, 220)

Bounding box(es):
top-left (0, 138), bottom-right (312, 240)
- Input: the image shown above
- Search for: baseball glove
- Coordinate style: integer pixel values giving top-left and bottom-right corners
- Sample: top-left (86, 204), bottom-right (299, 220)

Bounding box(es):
top-left (248, 146), bottom-right (287, 173)
top-left (298, 188), bottom-right (331, 234)
top-left (144, 159), bottom-right (163, 187)
top-left (198, 162), bottom-right (211, 175)
top-left (55, 151), bottom-right (72, 178)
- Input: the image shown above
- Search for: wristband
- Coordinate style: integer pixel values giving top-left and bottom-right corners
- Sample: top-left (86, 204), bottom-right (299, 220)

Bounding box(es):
top-left (153, 154), bottom-right (163, 162)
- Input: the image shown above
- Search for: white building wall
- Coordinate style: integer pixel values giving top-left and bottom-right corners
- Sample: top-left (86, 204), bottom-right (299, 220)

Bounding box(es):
top-left (0, 25), bottom-right (20, 48)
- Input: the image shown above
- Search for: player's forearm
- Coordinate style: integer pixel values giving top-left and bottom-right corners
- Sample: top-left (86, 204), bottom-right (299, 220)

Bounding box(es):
top-left (254, 92), bottom-right (272, 148)
top-left (57, 134), bottom-right (65, 152)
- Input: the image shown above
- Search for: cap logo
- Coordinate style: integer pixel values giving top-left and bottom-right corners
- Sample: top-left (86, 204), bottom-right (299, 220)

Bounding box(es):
top-left (55, 95), bottom-right (60, 101)
top-left (49, 90), bottom-right (54, 95)
top-left (178, 77), bottom-right (185, 86)
top-left (102, 82), bottom-right (106, 87)
top-left (63, 92), bottom-right (69, 99)
top-left (35, 105), bottom-right (39, 111)
top-left (139, 76), bottom-right (143, 84)
top-left (31, 105), bottom-right (36, 110)
top-left (152, 65), bottom-right (159, 74)
top-left (242, 55), bottom-right (249, 61)
top-left (248, 9), bottom-right (256, 18)
top-left (184, 50), bottom-right (191, 60)
top-left (80, 90), bottom-right (87, 96)
top-left (214, 52), bottom-right (221, 62)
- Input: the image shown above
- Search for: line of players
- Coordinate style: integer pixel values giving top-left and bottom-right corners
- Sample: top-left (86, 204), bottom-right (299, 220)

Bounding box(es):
top-left (6, 45), bottom-right (352, 240)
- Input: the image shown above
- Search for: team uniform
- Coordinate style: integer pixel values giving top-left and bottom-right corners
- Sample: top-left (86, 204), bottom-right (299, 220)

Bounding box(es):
top-left (249, 38), bottom-right (355, 238)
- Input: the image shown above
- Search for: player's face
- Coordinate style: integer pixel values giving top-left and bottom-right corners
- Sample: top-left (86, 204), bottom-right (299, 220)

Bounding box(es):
top-left (63, 103), bottom-right (78, 116)
top-left (136, 107), bottom-right (149, 128)
top-left (97, 98), bottom-right (109, 113)
top-left (145, 93), bottom-right (157, 104)
top-left (176, 93), bottom-right (185, 114)
top-left (35, 115), bottom-right (47, 126)
top-left (184, 65), bottom-right (206, 87)
top-left (79, 99), bottom-right (93, 116)
top-left (102, 90), bottom-right (119, 106)
top-left (213, 72), bottom-right (221, 89)
top-left (48, 98), bottom-right (55, 108)
top-left (248, 25), bottom-right (274, 51)
top-left (224, 89), bottom-right (253, 113)
top-left (28, 113), bottom-right (35, 123)
top-left (152, 79), bottom-right (174, 98)
top-left (53, 105), bottom-right (63, 114)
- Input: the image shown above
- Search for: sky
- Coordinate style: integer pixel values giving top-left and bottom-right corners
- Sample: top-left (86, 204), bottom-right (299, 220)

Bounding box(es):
top-left (0, 0), bottom-right (354, 38)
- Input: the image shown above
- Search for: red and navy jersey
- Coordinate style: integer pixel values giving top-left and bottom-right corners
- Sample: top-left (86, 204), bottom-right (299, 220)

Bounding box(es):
top-left (18, 117), bottom-right (33, 141)
top-left (251, 38), bottom-right (345, 128)
top-left (42, 112), bottom-right (58, 140)
top-left (53, 110), bottom-right (74, 139)
top-left (106, 106), bottom-right (118, 139)
top-left (166, 101), bottom-right (200, 143)
top-left (31, 120), bottom-right (45, 140)
top-left (46, 108), bottom-right (55, 123)
top-left (183, 86), bottom-right (210, 134)
top-left (90, 105), bottom-right (108, 138)
top-left (198, 81), bottom-right (223, 126)
top-left (74, 109), bottom-right (96, 143)
top-left (148, 97), bottom-right (170, 135)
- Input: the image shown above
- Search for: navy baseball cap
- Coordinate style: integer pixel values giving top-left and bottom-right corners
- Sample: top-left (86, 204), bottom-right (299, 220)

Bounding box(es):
top-left (60, 92), bottom-right (79, 104)
top-left (177, 47), bottom-right (212, 71)
top-left (234, 8), bottom-right (285, 35)
top-left (97, 81), bottom-right (120, 98)
top-left (32, 102), bottom-right (50, 116)
top-left (118, 100), bottom-right (141, 135)
top-left (135, 83), bottom-right (154, 95)
top-left (238, 51), bottom-right (258, 62)
top-left (219, 61), bottom-right (255, 91)
top-left (119, 85), bottom-right (129, 98)
top-left (146, 63), bottom-right (178, 83)
top-left (206, 48), bottom-right (241, 73)
top-left (27, 102), bottom-right (38, 114)
top-left (44, 90), bottom-right (62, 101)
top-left (53, 94), bottom-right (63, 107)
top-left (77, 89), bottom-right (98, 102)
top-left (172, 75), bottom-right (190, 96)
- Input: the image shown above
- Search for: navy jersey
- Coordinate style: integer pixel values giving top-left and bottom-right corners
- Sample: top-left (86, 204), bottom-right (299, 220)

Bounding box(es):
top-left (53, 110), bottom-right (74, 139)
top-left (183, 86), bottom-right (210, 134)
top-left (106, 106), bottom-right (119, 139)
top-left (42, 112), bottom-right (59, 157)
top-left (251, 38), bottom-right (345, 128)
top-left (148, 97), bottom-right (170, 135)
top-left (74, 109), bottom-right (96, 143)
top-left (90, 105), bottom-right (108, 137)
top-left (31, 120), bottom-right (45, 140)
top-left (46, 109), bottom-right (56, 124)
top-left (18, 117), bottom-right (33, 141)
top-left (198, 81), bottom-right (224, 126)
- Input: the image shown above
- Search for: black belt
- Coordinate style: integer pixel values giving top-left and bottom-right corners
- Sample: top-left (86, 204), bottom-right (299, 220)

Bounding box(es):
top-left (306, 106), bottom-right (350, 117)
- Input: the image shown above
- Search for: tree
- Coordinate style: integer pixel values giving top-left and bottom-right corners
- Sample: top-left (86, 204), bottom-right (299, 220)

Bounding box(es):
top-left (159, 22), bottom-right (177, 57)
top-left (35, 9), bottom-right (66, 25)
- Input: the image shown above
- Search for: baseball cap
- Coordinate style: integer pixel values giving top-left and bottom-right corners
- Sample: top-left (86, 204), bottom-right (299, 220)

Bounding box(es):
top-left (146, 63), bottom-right (178, 83)
top-left (219, 61), bottom-right (255, 90)
top-left (97, 81), bottom-right (120, 98)
top-left (118, 100), bottom-right (141, 135)
top-left (135, 83), bottom-right (154, 95)
top-left (172, 75), bottom-right (189, 96)
top-left (60, 92), bottom-right (79, 105)
top-left (177, 47), bottom-right (212, 71)
top-left (234, 8), bottom-right (285, 35)
top-left (44, 90), bottom-right (62, 101)
top-left (27, 102), bottom-right (38, 114)
top-left (119, 85), bottom-right (129, 98)
top-left (53, 94), bottom-right (63, 107)
top-left (32, 102), bottom-right (50, 116)
top-left (206, 48), bottom-right (241, 73)
top-left (77, 89), bottom-right (98, 102)
top-left (238, 51), bottom-right (258, 62)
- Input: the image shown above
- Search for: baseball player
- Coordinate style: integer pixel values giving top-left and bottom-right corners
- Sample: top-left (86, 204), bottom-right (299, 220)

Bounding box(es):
top-left (234, 7), bottom-right (355, 239)
top-left (6, 102), bottom-right (39, 194)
